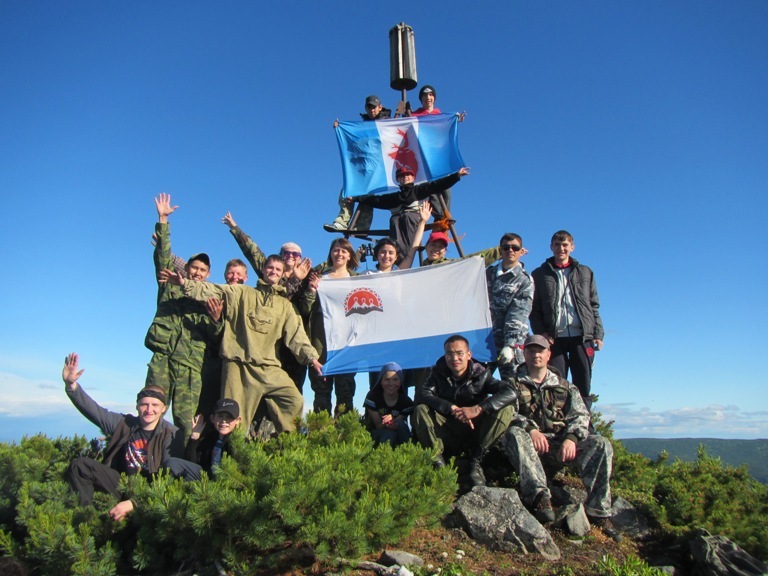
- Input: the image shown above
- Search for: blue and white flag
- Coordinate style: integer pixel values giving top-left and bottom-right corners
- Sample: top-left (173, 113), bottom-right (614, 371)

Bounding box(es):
top-left (318, 256), bottom-right (495, 376)
top-left (335, 114), bottom-right (464, 198)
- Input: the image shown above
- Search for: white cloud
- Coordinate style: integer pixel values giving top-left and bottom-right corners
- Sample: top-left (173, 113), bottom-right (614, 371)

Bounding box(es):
top-left (600, 402), bottom-right (768, 439)
top-left (0, 372), bottom-right (135, 418)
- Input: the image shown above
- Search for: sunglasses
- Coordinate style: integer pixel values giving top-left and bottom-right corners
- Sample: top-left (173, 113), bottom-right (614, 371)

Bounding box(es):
top-left (281, 251), bottom-right (301, 259)
top-left (501, 244), bottom-right (523, 252)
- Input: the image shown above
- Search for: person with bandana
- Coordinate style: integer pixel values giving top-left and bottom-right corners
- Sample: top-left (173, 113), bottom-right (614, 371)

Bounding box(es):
top-left (62, 353), bottom-right (183, 522)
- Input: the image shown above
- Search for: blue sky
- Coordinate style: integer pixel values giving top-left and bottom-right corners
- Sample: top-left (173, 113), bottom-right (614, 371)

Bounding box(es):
top-left (1, 2), bottom-right (766, 442)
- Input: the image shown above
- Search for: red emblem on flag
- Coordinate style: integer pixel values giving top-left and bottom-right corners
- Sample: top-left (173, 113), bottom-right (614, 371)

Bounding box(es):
top-left (344, 288), bottom-right (384, 316)
top-left (388, 128), bottom-right (419, 177)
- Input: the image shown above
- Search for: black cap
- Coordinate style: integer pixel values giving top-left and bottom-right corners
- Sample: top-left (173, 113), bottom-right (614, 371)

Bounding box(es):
top-left (188, 253), bottom-right (211, 268)
top-left (213, 398), bottom-right (240, 418)
top-left (365, 95), bottom-right (381, 108)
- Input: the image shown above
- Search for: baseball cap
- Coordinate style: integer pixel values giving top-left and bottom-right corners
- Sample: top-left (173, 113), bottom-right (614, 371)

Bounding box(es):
top-left (188, 253), bottom-right (211, 268)
top-left (395, 167), bottom-right (414, 178)
top-left (524, 335), bottom-right (551, 350)
top-left (365, 95), bottom-right (381, 108)
top-left (427, 231), bottom-right (449, 246)
top-left (213, 398), bottom-right (240, 419)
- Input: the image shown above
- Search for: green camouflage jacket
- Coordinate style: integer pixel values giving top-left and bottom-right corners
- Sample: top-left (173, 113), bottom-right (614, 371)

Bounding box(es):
top-left (144, 222), bottom-right (222, 368)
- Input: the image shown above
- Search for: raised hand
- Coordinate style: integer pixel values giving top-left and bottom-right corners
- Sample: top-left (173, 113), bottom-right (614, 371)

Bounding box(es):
top-left (221, 211), bottom-right (237, 229)
top-left (62, 353), bottom-right (84, 390)
top-left (293, 258), bottom-right (313, 281)
top-left (154, 193), bottom-right (178, 223)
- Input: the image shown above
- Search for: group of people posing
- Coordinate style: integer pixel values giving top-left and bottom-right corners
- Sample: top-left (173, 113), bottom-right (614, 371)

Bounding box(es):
top-left (61, 87), bottom-right (618, 540)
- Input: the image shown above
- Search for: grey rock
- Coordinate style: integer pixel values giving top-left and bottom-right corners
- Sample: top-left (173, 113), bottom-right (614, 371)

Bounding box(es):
top-left (379, 550), bottom-right (424, 568)
top-left (690, 528), bottom-right (768, 576)
top-left (550, 482), bottom-right (587, 506)
top-left (555, 502), bottom-right (590, 537)
top-left (611, 496), bottom-right (651, 539)
top-left (451, 486), bottom-right (561, 560)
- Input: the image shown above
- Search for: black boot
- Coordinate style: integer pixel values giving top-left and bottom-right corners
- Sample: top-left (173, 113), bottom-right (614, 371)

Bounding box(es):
top-left (467, 447), bottom-right (486, 487)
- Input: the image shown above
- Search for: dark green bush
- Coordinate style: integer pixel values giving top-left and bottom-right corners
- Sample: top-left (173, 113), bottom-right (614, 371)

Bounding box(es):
top-left (653, 445), bottom-right (768, 559)
top-left (0, 412), bottom-right (457, 574)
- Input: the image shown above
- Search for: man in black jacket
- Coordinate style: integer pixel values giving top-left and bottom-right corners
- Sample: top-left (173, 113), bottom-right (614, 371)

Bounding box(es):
top-left (412, 335), bottom-right (517, 487)
top-left (530, 230), bottom-right (604, 411)
top-left (62, 353), bottom-right (183, 521)
top-left (357, 166), bottom-right (469, 260)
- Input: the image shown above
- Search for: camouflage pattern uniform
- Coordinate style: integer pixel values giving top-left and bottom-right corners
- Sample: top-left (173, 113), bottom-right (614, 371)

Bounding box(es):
top-left (503, 365), bottom-right (614, 517)
top-left (485, 262), bottom-right (534, 379)
top-left (144, 223), bottom-right (222, 442)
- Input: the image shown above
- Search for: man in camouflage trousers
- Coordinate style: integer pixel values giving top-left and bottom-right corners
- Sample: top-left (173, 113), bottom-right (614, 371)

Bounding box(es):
top-left (504, 334), bottom-right (621, 541)
top-left (486, 232), bottom-right (534, 380)
top-left (160, 255), bottom-right (323, 435)
top-left (144, 193), bottom-right (222, 443)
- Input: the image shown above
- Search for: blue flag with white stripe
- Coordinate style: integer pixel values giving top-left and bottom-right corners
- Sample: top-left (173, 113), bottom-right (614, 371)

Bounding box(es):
top-left (335, 114), bottom-right (464, 198)
top-left (317, 257), bottom-right (495, 375)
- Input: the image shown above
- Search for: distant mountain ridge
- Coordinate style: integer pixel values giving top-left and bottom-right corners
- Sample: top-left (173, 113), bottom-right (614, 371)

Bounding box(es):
top-left (619, 438), bottom-right (768, 483)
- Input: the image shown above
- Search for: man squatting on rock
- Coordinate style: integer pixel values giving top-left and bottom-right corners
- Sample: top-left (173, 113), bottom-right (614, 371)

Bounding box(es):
top-left (504, 335), bottom-right (621, 541)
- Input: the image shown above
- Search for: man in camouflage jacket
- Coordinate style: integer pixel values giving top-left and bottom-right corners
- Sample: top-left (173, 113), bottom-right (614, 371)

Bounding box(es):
top-left (161, 255), bottom-right (322, 435)
top-left (486, 232), bottom-right (534, 380)
top-left (144, 193), bottom-right (222, 442)
top-left (504, 335), bottom-right (619, 540)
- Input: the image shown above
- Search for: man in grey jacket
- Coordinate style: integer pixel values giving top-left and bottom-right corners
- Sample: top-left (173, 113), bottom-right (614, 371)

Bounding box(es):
top-left (530, 230), bottom-right (604, 411)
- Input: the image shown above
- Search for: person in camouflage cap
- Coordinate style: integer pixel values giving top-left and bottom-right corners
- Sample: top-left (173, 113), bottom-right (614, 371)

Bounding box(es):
top-left (504, 335), bottom-right (621, 541)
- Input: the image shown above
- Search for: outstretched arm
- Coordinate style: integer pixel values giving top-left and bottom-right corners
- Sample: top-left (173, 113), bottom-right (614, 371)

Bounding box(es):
top-left (223, 212), bottom-right (266, 276)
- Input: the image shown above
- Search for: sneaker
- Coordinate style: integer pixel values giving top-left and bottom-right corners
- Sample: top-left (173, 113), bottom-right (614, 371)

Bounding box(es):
top-left (468, 458), bottom-right (486, 487)
top-left (588, 515), bottom-right (623, 543)
top-left (433, 454), bottom-right (447, 469)
top-left (323, 222), bottom-right (348, 232)
top-left (532, 493), bottom-right (555, 525)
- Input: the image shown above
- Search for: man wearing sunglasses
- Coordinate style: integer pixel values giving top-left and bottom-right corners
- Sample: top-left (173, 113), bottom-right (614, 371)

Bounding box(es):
top-left (530, 230), bottom-right (604, 412)
top-left (485, 233), bottom-right (534, 381)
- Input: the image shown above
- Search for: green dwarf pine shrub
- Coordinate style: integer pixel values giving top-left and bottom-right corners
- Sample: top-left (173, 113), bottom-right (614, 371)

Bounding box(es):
top-left (128, 410), bottom-right (457, 573)
top-left (653, 445), bottom-right (768, 560)
top-left (0, 435), bottom-right (119, 575)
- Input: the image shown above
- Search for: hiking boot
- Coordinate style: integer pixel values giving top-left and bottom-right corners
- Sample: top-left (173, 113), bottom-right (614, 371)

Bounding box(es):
top-left (467, 458), bottom-right (486, 487)
top-left (532, 492), bottom-right (555, 525)
top-left (588, 515), bottom-right (623, 543)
